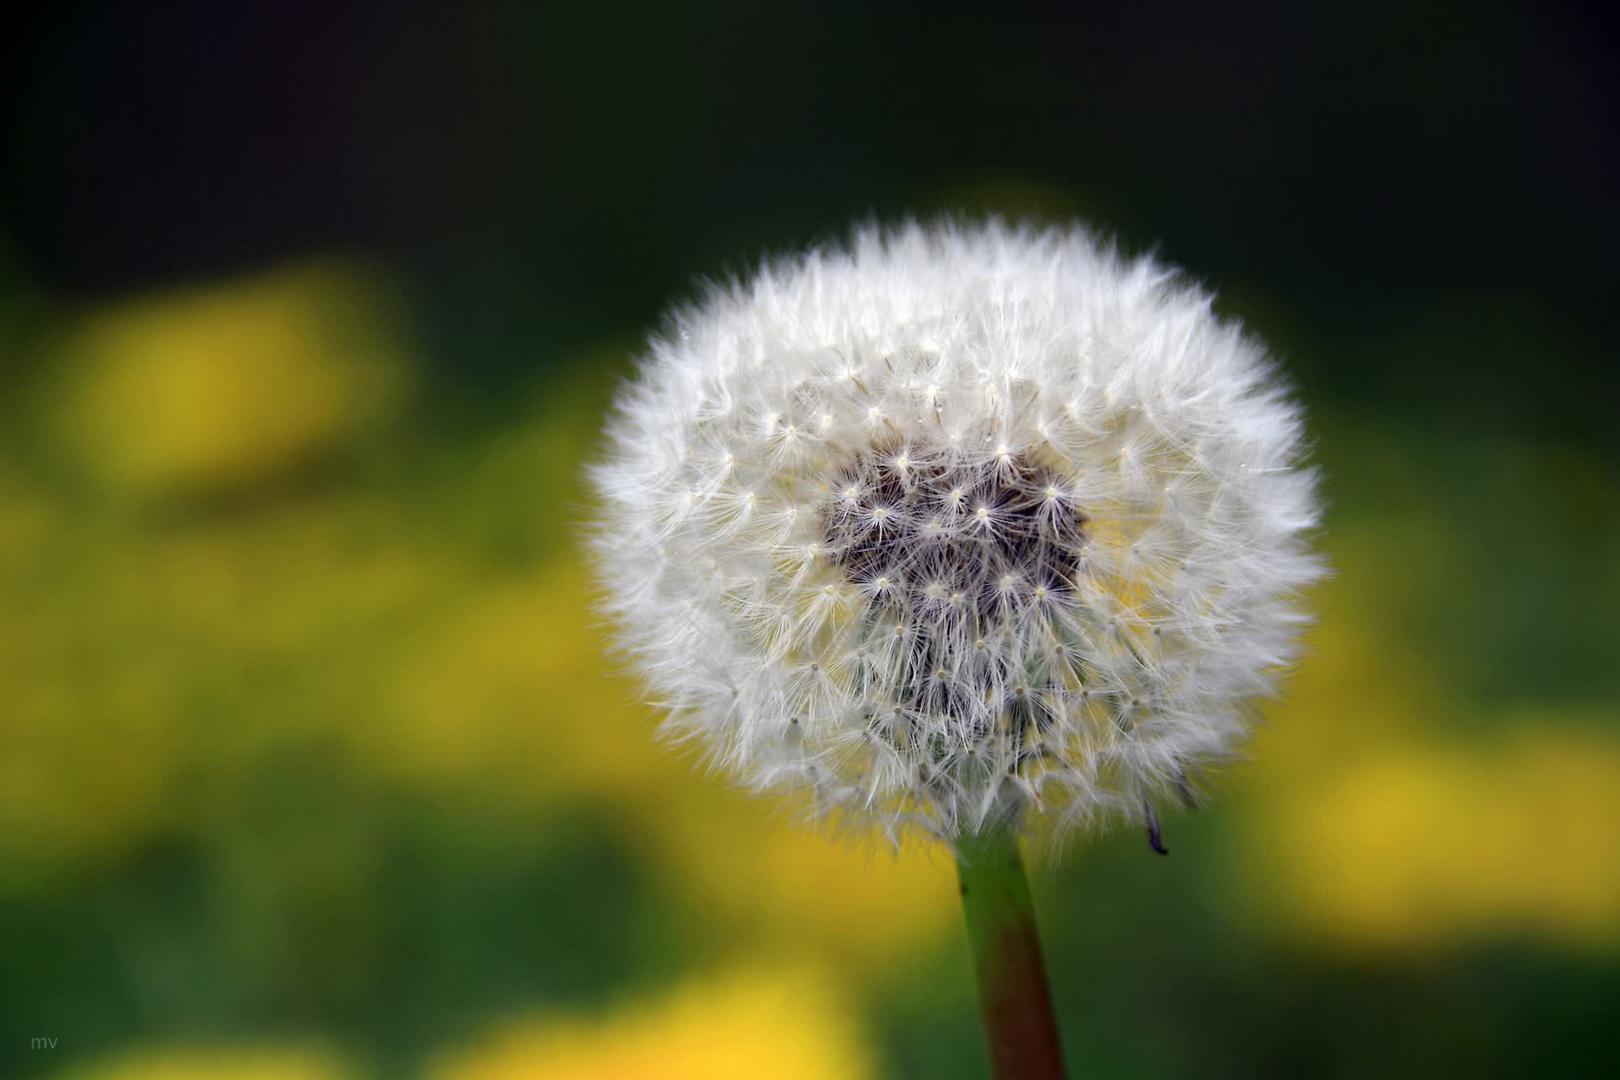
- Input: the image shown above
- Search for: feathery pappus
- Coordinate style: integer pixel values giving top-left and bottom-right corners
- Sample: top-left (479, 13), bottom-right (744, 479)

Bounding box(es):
top-left (590, 220), bottom-right (1322, 849)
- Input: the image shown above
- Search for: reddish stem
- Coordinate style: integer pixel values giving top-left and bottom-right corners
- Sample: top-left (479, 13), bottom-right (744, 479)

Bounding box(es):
top-left (954, 824), bottom-right (1068, 1079)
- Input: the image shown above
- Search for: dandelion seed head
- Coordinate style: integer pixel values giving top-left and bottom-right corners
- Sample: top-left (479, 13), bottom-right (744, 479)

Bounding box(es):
top-left (591, 220), bottom-right (1323, 844)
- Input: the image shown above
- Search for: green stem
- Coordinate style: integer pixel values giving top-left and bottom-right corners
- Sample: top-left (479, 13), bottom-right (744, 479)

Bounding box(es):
top-left (954, 823), bottom-right (1068, 1080)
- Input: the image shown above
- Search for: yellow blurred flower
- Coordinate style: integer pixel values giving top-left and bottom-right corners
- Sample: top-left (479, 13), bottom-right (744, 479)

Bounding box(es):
top-left (643, 791), bottom-right (959, 972)
top-left (50, 259), bottom-right (411, 501)
top-left (1232, 523), bottom-right (1620, 953)
top-left (49, 1044), bottom-right (353, 1080)
top-left (379, 555), bottom-right (960, 970)
top-left (0, 484), bottom-right (452, 886)
top-left (1255, 726), bottom-right (1620, 952)
top-left (432, 965), bottom-right (874, 1080)
top-left (376, 561), bottom-right (671, 808)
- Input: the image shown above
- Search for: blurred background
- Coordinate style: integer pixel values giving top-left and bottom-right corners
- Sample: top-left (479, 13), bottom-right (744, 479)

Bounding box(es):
top-left (2, 2), bottom-right (1617, 1077)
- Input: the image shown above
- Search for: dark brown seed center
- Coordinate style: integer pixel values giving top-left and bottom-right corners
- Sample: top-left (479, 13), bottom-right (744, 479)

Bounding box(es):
top-left (823, 446), bottom-right (1088, 625)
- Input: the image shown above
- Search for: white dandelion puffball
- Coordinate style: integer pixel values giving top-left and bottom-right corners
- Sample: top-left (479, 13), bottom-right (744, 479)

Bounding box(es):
top-left (591, 220), bottom-right (1321, 847)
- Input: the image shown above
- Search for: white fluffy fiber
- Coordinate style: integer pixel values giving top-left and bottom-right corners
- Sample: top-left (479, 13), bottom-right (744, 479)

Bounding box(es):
top-left (590, 220), bottom-right (1321, 846)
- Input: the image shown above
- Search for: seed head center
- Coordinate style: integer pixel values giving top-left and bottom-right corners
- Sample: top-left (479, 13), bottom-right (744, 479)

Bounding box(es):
top-left (823, 447), bottom-right (1087, 625)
